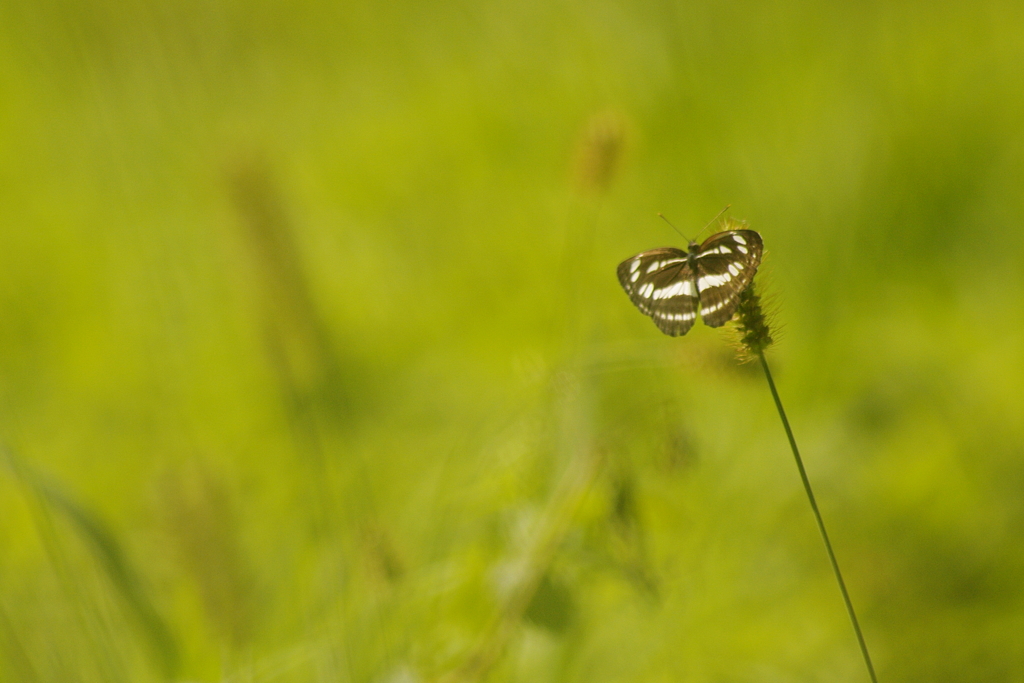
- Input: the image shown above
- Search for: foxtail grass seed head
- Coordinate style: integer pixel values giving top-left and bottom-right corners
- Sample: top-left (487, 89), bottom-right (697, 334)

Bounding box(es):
top-left (573, 111), bottom-right (627, 195)
top-left (226, 153), bottom-right (339, 399)
top-left (158, 464), bottom-right (255, 650)
top-left (731, 280), bottom-right (775, 361)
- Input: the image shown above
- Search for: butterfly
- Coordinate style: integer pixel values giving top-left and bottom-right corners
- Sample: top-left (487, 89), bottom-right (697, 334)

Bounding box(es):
top-left (617, 226), bottom-right (763, 336)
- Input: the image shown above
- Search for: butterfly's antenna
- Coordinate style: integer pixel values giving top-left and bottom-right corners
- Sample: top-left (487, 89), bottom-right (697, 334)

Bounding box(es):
top-left (658, 213), bottom-right (690, 241)
top-left (692, 204), bottom-right (731, 242)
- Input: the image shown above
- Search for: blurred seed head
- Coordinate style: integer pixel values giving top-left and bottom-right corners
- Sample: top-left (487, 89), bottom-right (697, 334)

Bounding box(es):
top-left (157, 462), bottom-right (254, 650)
top-left (226, 151), bottom-right (339, 404)
top-left (572, 111), bottom-right (628, 195)
top-left (360, 522), bottom-right (404, 587)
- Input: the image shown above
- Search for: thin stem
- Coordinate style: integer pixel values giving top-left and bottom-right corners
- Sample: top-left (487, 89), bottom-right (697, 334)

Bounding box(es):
top-left (757, 352), bottom-right (878, 683)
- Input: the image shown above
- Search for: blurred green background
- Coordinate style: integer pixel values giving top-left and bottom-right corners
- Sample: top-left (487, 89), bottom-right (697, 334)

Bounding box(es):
top-left (3, 1), bottom-right (1024, 681)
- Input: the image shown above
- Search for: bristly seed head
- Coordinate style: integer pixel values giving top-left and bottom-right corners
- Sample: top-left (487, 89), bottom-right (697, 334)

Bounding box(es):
top-left (731, 280), bottom-right (775, 362)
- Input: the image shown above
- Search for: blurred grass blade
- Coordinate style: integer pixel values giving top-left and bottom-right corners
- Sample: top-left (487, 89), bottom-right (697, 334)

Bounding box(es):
top-left (0, 604), bottom-right (42, 683)
top-left (2, 447), bottom-right (179, 680)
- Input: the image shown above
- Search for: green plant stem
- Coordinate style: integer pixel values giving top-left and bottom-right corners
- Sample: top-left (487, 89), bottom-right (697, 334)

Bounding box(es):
top-left (757, 352), bottom-right (878, 683)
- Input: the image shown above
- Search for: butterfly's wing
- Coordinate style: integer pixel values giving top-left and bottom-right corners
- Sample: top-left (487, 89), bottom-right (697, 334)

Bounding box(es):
top-left (693, 229), bottom-right (763, 327)
top-left (617, 248), bottom-right (699, 336)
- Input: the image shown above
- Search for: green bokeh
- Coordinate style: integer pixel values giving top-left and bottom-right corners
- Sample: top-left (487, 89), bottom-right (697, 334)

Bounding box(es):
top-left (2, 1), bottom-right (1024, 681)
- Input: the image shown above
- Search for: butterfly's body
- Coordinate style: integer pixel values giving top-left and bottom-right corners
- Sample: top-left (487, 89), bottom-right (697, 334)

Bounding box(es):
top-left (617, 228), bottom-right (763, 336)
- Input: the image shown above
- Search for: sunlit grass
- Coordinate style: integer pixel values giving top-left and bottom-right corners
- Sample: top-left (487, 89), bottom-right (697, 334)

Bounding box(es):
top-left (3, 1), bottom-right (1024, 681)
